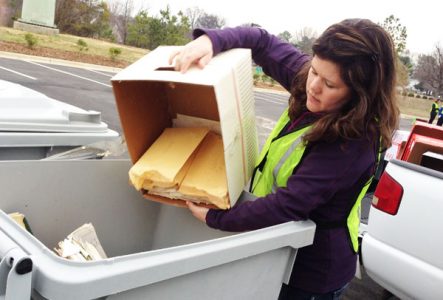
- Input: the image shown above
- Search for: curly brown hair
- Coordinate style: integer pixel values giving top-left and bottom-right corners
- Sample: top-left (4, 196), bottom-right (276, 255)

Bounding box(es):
top-left (288, 19), bottom-right (399, 150)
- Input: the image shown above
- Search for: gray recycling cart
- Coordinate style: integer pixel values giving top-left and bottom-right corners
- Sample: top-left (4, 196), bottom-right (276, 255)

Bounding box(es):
top-left (0, 80), bottom-right (119, 160)
top-left (0, 160), bottom-right (315, 300)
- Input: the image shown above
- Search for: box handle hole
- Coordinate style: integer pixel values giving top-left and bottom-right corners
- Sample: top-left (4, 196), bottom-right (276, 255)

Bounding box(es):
top-left (155, 67), bottom-right (176, 71)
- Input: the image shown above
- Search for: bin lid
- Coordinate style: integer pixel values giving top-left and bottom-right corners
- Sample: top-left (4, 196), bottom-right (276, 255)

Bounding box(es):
top-left (0, 80), bottom-right (119, 147)
top-left (0, 80), bottom-right (111, 133)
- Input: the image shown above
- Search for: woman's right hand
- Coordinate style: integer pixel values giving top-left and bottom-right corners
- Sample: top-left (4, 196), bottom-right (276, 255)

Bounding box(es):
top-left (168, 35), bottom-right (214, 73)
top-left (186, 201), bottom-right (209, 223)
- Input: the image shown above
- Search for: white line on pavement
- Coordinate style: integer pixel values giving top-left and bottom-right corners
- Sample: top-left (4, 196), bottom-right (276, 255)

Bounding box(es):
top-left (26, 61), bottom-right (112, 87)
top-left (87, 68), bottom-right (115, 77)
top-left (0, 66), bottom-right (36, 80)
top-left (256, 116), bottom-right (277, 130)
top-left (256, 96), bottom-right (287, 105)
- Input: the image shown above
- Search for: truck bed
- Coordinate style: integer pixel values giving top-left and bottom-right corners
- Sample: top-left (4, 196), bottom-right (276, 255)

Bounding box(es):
top-left (361, 159), bottom-right (443, 299)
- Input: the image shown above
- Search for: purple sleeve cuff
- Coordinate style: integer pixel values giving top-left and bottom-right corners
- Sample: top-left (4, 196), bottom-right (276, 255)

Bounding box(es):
top-left (203, 196), bottom-right (300, 232)
top-left (205, 208), bottom-right (219, 229)
top-left (193, 27), bottom-right (263, 56)
top-left (192, 28), bottom-right (223, 56)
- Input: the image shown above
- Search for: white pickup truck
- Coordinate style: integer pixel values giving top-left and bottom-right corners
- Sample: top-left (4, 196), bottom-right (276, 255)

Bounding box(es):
top-left (359, 121), bottom-right (443, 300)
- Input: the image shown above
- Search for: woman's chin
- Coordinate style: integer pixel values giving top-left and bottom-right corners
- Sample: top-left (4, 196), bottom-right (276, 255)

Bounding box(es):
top-left (306, 101), bottom-right (320, 113)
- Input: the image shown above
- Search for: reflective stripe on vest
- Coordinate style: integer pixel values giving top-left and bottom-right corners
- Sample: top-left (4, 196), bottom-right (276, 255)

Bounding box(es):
top-left (250, 109), bottom-right (311, 197)
top-left (271, 132), bottom-right (306, 193)
top-left (250, 109), bottom-right (380, 253)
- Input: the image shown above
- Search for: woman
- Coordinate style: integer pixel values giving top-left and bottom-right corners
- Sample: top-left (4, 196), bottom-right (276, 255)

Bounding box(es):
top-left (170, 19), bottom-right (399, 299)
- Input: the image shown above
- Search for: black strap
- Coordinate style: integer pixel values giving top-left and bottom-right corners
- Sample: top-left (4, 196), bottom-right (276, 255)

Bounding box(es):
top-left (314, 219), bottom-right (347, 229)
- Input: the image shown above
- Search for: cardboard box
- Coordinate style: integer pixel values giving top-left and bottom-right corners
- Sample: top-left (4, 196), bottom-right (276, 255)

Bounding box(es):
top-left (403, 134), bottom-right (443, 165)
top-left (111, 46), bottom-right (258, 208)
top-left (401, 121), bottom-right (443, 164)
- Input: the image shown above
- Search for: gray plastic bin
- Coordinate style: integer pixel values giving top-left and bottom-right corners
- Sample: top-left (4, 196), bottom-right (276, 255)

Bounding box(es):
top-left (0, 80), bottom-right (119, 160)
top-left (0, 160), bottom-right (315, 300)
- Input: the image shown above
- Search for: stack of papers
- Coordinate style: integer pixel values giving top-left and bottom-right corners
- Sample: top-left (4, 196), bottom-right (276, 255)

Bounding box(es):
top-left (54, 223), bottom-right (107, 261)
top-left (129, 127), bottom-right (229, 209)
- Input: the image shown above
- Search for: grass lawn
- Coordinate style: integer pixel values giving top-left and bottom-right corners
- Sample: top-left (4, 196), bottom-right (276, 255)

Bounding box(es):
top-left (0, 26), bottom-right (148, 67)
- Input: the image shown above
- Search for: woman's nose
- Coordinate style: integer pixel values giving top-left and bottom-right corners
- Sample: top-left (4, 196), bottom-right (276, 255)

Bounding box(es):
top-left (310, 77), bottom-right (322, 94)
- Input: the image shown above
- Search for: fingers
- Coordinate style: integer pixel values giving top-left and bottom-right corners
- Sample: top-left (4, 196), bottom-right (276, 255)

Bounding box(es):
top-left (172, 50), bottom-right (199, 73)
top-left (168, 35), bottom-right (213, 73)
top-left (198, 53), bottom-right (212, 69)
top-left (178, 53), bottom-right (194, 73)
top-left (186, 201), bottom-right (197, 219)
top-left (186, 200), bottom-right (195, 210)
top-left (187, 201), bottom-right (200, 216)
top-left (169, 49), bottom-right (187, 73)
top-left (186, 201), bottom-right (208, 223)
top-left (168, 49), bottom-right (180, 66)
top-left (169, 50), bottom-right (191, 73)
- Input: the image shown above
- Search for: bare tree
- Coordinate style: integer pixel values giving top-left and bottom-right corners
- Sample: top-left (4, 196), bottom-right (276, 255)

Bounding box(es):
top-left (293, 27), bottom-right (317, 42)
top-left (292, 27), bottom-right (317, 55)
top-left (278, 30), bottom-right (292, 42)
top-left (108, 0), bottom-right (134, 44)
top-left (195, 12), bottom-right (225, 29)
top-left (55, 0), bottom-right (83, 33)
top-left (413, 44), bottom-right (443, 96)
top-left (239, 23), bottom-right (262, 27)
top-left (2, 0), bottom-right (22, 26)
top-left (185, 6), bottom-right (204, 30)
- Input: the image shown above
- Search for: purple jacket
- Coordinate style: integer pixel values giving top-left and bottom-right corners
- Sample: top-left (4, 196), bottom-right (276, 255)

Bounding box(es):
top-left (194, 27), bottom-right (378, 293)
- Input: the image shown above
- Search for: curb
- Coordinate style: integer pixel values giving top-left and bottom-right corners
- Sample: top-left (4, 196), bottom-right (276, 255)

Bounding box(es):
top-left (0, 51), bottom-right (123, 73)
top-left (400, 114), bottom-right (418, 120)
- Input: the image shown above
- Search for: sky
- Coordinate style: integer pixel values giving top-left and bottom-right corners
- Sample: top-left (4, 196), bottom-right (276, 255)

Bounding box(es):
top-left (114, 0), bottom-right (443, 56)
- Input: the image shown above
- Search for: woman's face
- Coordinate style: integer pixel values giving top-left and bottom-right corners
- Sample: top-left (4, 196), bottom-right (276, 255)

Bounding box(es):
top-left (306, 56), bottom-right (351, 113)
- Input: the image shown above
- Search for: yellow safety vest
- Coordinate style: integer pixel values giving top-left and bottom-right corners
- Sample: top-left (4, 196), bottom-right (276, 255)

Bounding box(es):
top-left (250, 109), bottom-right (379, 253)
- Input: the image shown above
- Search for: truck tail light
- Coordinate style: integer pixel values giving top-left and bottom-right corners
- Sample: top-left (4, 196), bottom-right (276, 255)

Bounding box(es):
top-left (372, 172), bottom-right (403, 215)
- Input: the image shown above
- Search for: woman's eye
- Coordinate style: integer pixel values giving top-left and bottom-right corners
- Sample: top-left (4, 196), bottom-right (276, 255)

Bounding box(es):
top-left (325, 82), bottom-right (334, 88)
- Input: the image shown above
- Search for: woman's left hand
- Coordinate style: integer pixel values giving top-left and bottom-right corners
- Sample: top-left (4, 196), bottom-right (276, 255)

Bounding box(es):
top-left (186, 201), bottom-right (209, 223)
